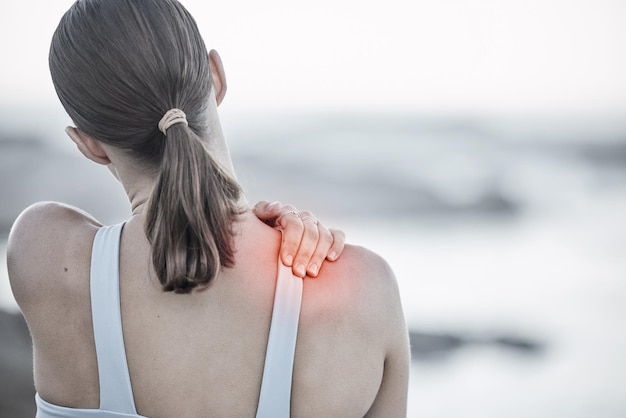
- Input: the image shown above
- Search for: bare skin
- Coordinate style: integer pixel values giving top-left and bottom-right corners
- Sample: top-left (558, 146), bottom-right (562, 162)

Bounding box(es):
top-left (7, 50), bottom-right (410, 417)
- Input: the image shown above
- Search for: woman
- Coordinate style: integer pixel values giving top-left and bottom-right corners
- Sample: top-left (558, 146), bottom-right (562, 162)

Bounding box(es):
top-left (8, 0), bottom-right (410, 417)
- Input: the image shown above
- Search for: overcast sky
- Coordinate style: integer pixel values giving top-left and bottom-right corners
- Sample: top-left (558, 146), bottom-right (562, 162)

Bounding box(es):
top-left (1, 0), bottom-right (624, 116)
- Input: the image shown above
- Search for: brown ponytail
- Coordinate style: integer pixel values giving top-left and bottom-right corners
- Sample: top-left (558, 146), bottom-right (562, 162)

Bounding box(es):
top-left (146, 123), bottom-right (241, 293)
top-left (49, 0), bottom-right (242, 293)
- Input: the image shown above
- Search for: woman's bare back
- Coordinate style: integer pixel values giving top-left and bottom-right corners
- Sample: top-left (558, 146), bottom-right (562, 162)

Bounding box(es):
top-left (8, 203), bottom-right (409, 417)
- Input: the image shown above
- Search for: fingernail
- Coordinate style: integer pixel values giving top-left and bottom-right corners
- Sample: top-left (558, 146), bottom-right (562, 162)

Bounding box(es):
top-left (267, 201), bottom-right (280, 210)
top-left (295, 264), bottom-right (306, 277)
top-left (308, 264), bottom-right (318, 276)
top-left (328, 251), bottom-right (337, 261)
top-left (285, 254), bottom-right (293, 265)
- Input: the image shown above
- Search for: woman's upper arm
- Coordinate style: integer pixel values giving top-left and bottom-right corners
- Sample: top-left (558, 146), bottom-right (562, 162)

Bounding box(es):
top-left (365, 334), bottom-right (411, 417)
top-left (364, 258), bottom-right (411, 418)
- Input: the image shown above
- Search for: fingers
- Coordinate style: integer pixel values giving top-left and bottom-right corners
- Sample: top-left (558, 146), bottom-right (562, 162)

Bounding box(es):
top-left (289, 210), bottom-right (319, 278)
top-left (275, 209), bottom-right (321, 278)
top-left (252, 201), bottom-right (282, 226)
top-left (253, 200), bottom-right (347, 279)
top-left (254, 201), bottom-right (302, 271)
top-left (327, 228), bottom-right (345, 261)
top-left (275, 209), bottom-right (305, 272)
top-left (304, 222), bottom-right (333, 277)
top-left (277, 210), bottom-right (339, 279)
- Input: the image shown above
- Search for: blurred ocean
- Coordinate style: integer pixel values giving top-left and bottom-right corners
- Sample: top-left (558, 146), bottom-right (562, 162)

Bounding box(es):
top-left (1, 108), bottom-right (626, 417)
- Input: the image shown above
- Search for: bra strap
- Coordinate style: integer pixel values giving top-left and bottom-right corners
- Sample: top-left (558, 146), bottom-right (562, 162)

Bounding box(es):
top-left (90, 223), bottom-right (137, 414)
top-left (255, 261), bottom-right (303, 418)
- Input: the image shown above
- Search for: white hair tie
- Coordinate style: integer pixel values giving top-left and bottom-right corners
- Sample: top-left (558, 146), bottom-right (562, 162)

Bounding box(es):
top-left (158, 108), bottom-right (188, 135)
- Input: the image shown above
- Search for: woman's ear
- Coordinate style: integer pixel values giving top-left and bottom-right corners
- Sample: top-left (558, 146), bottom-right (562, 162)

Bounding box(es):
top-left (65, 127), bottom-right (111, 165)
top-left (209, 49), bottom-right (227, 106)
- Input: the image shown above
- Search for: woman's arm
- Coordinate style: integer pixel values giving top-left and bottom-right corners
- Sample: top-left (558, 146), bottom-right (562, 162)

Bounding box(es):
top-left (252, 201), bottom-right (345, 278)
top-left (364, 257), bottom-right (411, 417)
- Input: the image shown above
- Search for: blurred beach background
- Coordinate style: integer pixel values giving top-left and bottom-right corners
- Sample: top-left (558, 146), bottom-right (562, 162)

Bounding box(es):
top-left (1, 0), bottom-right (625, 417)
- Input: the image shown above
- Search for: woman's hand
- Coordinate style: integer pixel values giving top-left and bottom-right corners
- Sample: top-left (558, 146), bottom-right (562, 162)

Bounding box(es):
top-left (253, 201), bottom-right (346, 278)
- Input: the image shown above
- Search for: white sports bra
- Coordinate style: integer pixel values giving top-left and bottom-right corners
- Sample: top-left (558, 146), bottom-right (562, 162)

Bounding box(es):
top-left (35, 223), bottom-right (303, 418)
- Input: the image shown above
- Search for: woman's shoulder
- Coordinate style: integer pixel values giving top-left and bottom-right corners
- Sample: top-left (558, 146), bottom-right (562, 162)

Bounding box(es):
top-left (302, 243), bottom-right (403, 335)
top-left (317, 243), bottom-right (399, 300)
top-left (11, 200), bottom-right (100, 227)
top-left (293, 244), bottom-right (407, 415)
top-left (338, 244), bottom-right (396, 286)
top-left (7, 201), bottom-right (101, 312)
